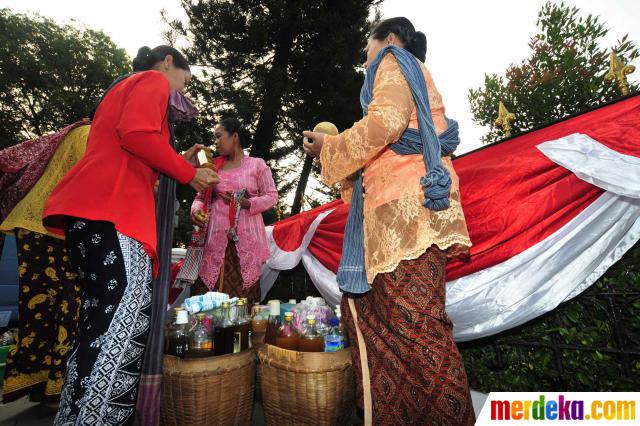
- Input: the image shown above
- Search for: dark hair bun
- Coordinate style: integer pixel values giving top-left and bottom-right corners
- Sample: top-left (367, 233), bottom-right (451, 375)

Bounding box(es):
top-left (132, 46), bottom-right (152, 71)
top-left (131, 45), bottom-right (190, 72)
top-left (406, 31), bottom-right (427, 62)
top-left (371, 17), bottom-right (427, 62)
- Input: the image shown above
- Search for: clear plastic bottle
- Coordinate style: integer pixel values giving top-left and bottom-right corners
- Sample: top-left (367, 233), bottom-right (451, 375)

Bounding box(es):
top-left (324, 317), bottom-right (345, 352)
top-left (335, 306), bottom-right (349, 347)
top-left (298, 315), bottom-right (324, 352)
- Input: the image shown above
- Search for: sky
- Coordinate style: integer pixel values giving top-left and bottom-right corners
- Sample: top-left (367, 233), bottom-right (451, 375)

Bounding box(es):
top-left (4, 0), bottom-right (640, 154)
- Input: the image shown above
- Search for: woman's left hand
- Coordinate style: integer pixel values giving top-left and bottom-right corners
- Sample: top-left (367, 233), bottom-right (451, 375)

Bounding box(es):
top-left (302, 131), bottom-right (325, 158)
top-left (220, 192), bottom-right (251, 209)
top-left (182, 144), bottom-right (206, 166)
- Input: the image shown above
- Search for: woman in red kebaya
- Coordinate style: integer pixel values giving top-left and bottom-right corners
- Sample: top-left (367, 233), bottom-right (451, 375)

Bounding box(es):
top-left (43, 45), bottom-right (218, 425)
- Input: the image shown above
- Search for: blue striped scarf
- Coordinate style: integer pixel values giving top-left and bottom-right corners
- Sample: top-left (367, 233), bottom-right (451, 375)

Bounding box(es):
top-left (336, 45), bottom-right (460, 294)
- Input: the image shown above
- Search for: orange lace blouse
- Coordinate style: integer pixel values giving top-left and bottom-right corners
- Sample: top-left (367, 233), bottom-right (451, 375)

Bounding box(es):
top-left (320, 54), bottom-right (471, 284)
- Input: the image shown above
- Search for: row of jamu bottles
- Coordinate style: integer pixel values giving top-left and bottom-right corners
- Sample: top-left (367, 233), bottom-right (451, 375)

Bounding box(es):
top-left (264, 301), bottom-right (347, 352)
top-left (165, 298), bottom-right (251, 358)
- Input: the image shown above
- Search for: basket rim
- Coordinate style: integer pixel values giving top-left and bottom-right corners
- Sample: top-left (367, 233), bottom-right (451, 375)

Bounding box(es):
top-left (257, 345), bottom-right (352, 373)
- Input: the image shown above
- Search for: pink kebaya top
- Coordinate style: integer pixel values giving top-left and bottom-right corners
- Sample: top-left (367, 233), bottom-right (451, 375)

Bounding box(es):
top-left (191, 156), bottom-right (277, 289)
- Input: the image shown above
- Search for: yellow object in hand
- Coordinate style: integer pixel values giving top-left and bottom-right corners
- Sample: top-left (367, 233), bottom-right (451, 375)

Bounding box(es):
top-left (313, 122), bottom-right (339, 136)
top-left (195, 210), bottom-right (208, 222)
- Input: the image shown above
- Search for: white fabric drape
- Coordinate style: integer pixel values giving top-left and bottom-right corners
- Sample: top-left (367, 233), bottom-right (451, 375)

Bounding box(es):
top-left (537, 133), bottom-right (640, 197)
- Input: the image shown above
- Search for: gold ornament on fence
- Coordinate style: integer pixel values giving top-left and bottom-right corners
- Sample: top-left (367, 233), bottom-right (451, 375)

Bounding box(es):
top-left (495, 101), bottom-right (515, 138)
top-left (604, 50), bottom-right (636, 96)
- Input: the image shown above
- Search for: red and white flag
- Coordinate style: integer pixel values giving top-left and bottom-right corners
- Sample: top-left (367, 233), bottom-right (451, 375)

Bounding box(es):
top-left (262, 95), bottom-right (640, 341)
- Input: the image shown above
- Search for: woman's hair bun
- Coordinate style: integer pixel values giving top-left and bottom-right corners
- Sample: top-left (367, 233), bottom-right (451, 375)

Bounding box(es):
top-left (406, 31), bottom-right (427, 62)
top-left (132, 46), bottom-right (152, 72)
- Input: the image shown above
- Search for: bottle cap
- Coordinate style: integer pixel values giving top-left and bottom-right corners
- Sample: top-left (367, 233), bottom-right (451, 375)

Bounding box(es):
top-left (268, 300), bottom-right (281, 316)
top-left (237, 299), bottom-right (246, 306)
top-left (284, 311), bottom-right (294, 320)
top-left (222, 301), bottom-right (231, 308)
top-left (306, 315), bottom-right (316, 324)
top-left (288, 299), bottom-right (297, 304)
top-left (196, 313), bottom-right (205, 320)
top-left (176, 310), bottom-right (189, 324)
top-left (329, 317), bottom-right (339, 327)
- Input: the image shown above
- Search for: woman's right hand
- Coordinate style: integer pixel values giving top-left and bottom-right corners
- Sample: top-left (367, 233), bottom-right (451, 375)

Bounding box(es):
top-left (192, 209), bottom-right (206, 226)
top-left (189, 168), bottom-right (219, 192)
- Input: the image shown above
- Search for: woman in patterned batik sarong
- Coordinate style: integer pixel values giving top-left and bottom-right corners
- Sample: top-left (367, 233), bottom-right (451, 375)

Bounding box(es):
top-left (43, 46), bottom-right (218, 425)
top-left (304, 17), bottom-right (475, 426)
top-left (0, 125), bottom-right (88, 408)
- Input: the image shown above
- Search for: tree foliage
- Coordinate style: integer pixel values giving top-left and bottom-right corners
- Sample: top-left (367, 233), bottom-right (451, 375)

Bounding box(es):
top-left (468, 1), bottom-right (639, 144)
top-left (0, 9), bottom-right (130, 149)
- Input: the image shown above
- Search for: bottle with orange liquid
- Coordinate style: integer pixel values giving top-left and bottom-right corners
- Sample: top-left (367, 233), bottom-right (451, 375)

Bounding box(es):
top-left (264, 300), bottom-right (281, 345)
top-left (275, 312), bottom-right (299, 351)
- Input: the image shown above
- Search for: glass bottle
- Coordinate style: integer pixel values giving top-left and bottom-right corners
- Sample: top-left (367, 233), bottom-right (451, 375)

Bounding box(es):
top-left (275, 312), bottom-right (299, 351)
top-left (214, 301), bottom-right (235, 355)
top-left (189, 313), bottom-right (213, 357)
top-left (166, 308), bottom-right (190, 358)
top-left (164, 307), bottom-right (179, 352)
top-left (265, 300), bottom-right (281, 345)
top-left (232, 299), bottom-right (250, 353)
top-left (251, 303), bottom-right (267, 333)
top-left (242, 298), bottom-right (253, 349)
top-left (298, 315), bottom-right (324, 352)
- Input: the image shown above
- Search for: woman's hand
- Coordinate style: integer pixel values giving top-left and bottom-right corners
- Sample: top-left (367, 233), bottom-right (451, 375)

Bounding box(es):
top-left (189, 168), bottom-right (219, 192)
top-left (302, 131), bottom-right (325, 158)
top-left (191, 209), bottom-right (206, 226)
top-left (220, 192), bottom-right (251, 209)
top-left (182, 144), bottom-right (206, 166)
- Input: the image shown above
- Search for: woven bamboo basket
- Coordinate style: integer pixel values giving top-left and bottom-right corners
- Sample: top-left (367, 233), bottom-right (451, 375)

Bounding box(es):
top-left (251, 332), bottom-right (266, 402)
top-left (258, 344), bottom-right (355, 426)
top-left (160, 350), bottom-right (255, 426)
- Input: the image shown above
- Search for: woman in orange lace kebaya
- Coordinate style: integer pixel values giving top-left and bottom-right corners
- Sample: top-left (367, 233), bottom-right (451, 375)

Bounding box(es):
top-left (304, 17), bottom-right (475, 425)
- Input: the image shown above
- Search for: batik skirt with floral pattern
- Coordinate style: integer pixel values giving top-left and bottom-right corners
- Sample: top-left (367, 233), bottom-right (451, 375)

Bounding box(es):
top-left (54, 219), bottom-right (152, 426)
top-left (2, 229), bottom-right (81, 404)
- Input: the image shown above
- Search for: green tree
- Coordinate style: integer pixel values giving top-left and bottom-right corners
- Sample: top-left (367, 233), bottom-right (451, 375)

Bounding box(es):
top-left (164, 0), bottom-right (378, 218)
top-left (468, 1), bottom-right (639, 144)
top-left (0, 9), bottom-right (130, 149)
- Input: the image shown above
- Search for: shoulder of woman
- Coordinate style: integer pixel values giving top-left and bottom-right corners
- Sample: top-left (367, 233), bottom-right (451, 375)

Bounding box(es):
top-left (249, 156), bottom-right (272, 172)
top-left (381, 52), bottom-right (403, 69)
top-left (375, 53), bottom-right (403, 79)
top-left (248, 156), bottom-right (267, 166)
top-left (131, 70), bottom-right (170, 91)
